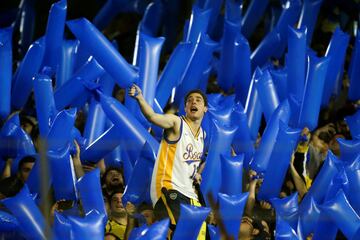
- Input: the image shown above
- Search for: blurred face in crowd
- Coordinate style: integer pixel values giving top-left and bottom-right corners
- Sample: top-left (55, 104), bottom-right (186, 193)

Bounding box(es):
top-left (110, 192), bottom-right (126, 216)
top-left (18, 162), bottom-right (35, 182)
top-left (239, 217), bottom-right (258, 239)
top-left (105, 169), bottom-right (124, 189)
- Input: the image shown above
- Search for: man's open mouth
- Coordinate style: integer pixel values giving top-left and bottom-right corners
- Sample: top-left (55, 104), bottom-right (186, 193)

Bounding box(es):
top-left (191, 106), bottom-right (198, 112)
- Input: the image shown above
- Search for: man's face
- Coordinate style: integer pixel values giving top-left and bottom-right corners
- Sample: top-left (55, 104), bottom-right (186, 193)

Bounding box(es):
top-left (185, 93), bottom-right (207, 121)
top-left (105, 170), bottom-right (123, 188)
top-left (19, 162), bottom-right (35, 182)
top-left (110, 192), bottom-right (125, 214)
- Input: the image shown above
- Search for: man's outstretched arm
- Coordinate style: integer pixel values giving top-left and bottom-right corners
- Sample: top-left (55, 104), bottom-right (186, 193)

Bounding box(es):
top-left (129, 84), bottom-right (180, 130)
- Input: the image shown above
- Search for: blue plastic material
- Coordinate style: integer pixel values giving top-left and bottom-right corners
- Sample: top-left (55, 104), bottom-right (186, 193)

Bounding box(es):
top-left (312, 171), bottom-right (346, 240)
top-left (0, 118), bottom-right (36, 160)
top-left (0, 210), bottom-right (20, 232)
top-left (301, 151), bottom-right (340, 208)
top-left (185, 6), bottom-right (211, 43)
top-left (173, 204), bottom-right (210, 240)
top-left (48, 146), bottom-right (77, 201)
top-left (199, 0), bottom-right (224, 40)
top-left (127, 33), bottom-right (164, 127)
top-left (104, 145), bottom-right (122, 169)
top-left (81, 92), bottom-right (159, 162)
top-left (287, 26), bottom-right (307, 102)
top-left (345, 110), bottom-right (360, 140)
top-left (320, 189), bottom-right (360, 240)
top-left (1, 185), bottom-right (47, 240)
top-left (258, 122), bottom-right (301, 200)
top-left (270, 192), bottom-right (299, 230)
top-left (201, 119), bottom-right (238, 205)
top-left (297, 197), bottom-right (321, 239)
top-left (255, 69), bottom-right (280, 122)
top-left (348, 30), bottom-right (360, 101)
top-left (245, 68), bottom-right (264, 140)
top-left (122, 142), bottom-right (155, 206)
top-left (83, 98), bottom-right (107, 146)
top-left (137, 218), bottom-right (170, 239)
top-left (67, 210), bottom-right (105, 239)
top-left (12, 39), bottom-right (45, 109)
top-left (17, 0), bottom-right (36, 56)
top-left (322, 27), bottom-right (350, 106)
top-left (33, 74), bottom-right (58, 137)
top-left (251, 0), bottom-right (302, 68)
top-left (56, 40), bottom-right (80, 89)
top-left (345, 159), bottom-right (360, 214)
top-left (0, 26), bottom-right (13, 119)
top-left (275, 217), bottom-right (298, 240)
top-left (251, 30), bottom-right (282, 69)
top-left (233, 33), bottom-right (251, 106)
top-left (54, 57), bottom-right (105, 110)
top-left (218, 192), bottom-right (249, 239)
top-left (298, 55), bottom-right (330, 130)
top-left (220, 154), bottom-right (244, 195)
top-left (173, 34), bottom-right (217, 107)
top-left (42, 0), bottom-right (67, 76)
top-left (53, 211), bottom-right (72, 239)
top-left (155, 42), bottom-right (193, 108)
top-left (47, 109), bottom-right (77, 152)
top-left (208, 99), bottom-right (234, 126)
top-left (231, 102), bottom-right (254, 169)
top-left (274, 0), bottom-right (302, 51)
top-left (138, 1), bottom-right (164, 37)
top-left (337, 138), bottom-right (360, 163)
top-left (67, 18), bottom-right (138, 88)
top-left (297, 0), bottom-right (324, 44)
top-left (225, 0), bottom-right (242, 24)
top-left (208, 225), bottom-right (220, 240)
top-left (76, 168), bottom-right (107, 218)
top-left (288, 94), bottom-right (301, 128)
top-left (218, 19), bottom-right (241, 92)
top-left (269, 67), bottom-right (288, 102)
top-left (250, 100), bottom-right (291, 173)
top-left (241, 0), bottom-right (269, 38)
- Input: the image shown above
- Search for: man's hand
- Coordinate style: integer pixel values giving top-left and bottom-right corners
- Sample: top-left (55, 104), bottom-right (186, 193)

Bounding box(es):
top-left (128, 84), bottom-right (142, 100)
top-left (193, 173), bottom-right (202, 185)
top-left (125, 202), bottom-right (136, 217)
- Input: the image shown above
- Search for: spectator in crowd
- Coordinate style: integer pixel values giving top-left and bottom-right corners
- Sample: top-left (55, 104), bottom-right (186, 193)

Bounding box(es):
top-left (105, 191), bottom-right (136, 240)
top-left (102, 167), bottom-right (125, 199)
top-left (0, 155), bottom-right (35, 200)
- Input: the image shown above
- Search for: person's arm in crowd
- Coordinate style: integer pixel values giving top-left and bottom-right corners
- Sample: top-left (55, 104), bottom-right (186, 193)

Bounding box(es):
top-left (124, 202), bottom-right (137, 240)
top-left (129, 84), bottom-right (180, 130)
top-left (97, 159), bottom-right (106, 175)
top-left (1, 158), bottom-right (12, 180)
top-left (245, 170), bottom-right (259, 217)
top-left (72, 140), bottom-right (85, 179)
top-left (290, 153), bottom-right (307, 199)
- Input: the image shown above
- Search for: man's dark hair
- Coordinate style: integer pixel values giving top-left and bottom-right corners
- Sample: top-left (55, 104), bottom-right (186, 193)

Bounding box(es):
top-left (18, 155), bottom-right (36, 170)
top-left (184, 89), bottom-right (208, 107)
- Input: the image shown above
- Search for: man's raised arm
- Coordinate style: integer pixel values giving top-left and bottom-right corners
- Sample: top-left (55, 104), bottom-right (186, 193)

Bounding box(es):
top-left (129, 84), bottom-right (179, 130)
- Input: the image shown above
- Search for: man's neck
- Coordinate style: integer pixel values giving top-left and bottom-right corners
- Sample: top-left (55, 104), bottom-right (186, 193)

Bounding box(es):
top-left (184, 116), bottom-right (202, 134)
top-left (111, 212), bottom-right (127, 225)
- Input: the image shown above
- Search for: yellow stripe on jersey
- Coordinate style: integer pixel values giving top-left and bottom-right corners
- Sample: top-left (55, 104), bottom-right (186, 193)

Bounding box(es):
top-left (155, 140), bottom-right (178, 199)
